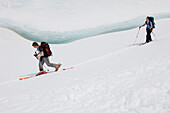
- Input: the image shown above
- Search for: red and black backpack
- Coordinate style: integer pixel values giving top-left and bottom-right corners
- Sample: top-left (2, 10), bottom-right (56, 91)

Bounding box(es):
top-left (41, 42), bottom-right (52, 57)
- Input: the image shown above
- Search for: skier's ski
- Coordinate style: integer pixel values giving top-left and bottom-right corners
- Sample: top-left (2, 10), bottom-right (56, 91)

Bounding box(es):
top-left (19, 74), bottom-right (35, 80)
top-left (19, 67), bottom-right (74, 80)
top-left (129, 42), bottom-right (147, 47)
top-left (138, 42), bottom-right (146, 46)
top-left (63, 67), bottom-right (73, 70)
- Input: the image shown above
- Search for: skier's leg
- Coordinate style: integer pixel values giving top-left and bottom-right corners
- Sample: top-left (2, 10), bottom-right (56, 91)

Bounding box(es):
top-left (150, 29), bottom-right (153, 42)
top-left (146, 29), bottom-right (152, 43)
top-left (44, 57), bottom-right (57, 68)
top-left (146, 29), bottom-right (150, 43)
top-left (39, 57), bottom-right (45, 71)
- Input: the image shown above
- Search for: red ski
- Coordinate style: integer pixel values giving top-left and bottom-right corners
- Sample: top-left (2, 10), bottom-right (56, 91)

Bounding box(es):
top-left (138, 42), bottom-right (146, 46)
top-left (19, 67), bottom-right (73, 80)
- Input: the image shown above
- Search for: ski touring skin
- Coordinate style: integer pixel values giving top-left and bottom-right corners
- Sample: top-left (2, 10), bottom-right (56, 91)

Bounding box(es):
top-left (19, 67), bottom-right (73, 80)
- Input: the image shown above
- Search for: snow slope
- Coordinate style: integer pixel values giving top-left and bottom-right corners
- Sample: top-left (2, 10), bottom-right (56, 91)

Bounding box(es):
top-left (0, 18), bottom-right (170, 113)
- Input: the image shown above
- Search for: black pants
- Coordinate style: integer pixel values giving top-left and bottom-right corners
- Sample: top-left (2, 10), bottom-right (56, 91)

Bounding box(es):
top-left (146, 28), bottom-right (152, 43)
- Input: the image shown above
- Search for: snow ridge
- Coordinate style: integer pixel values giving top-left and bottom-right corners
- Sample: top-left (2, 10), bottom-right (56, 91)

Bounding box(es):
top-left (0, 13), bottom-right (170, 44)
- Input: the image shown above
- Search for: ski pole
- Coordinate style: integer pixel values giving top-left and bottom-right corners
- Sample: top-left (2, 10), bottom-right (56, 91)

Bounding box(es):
top-left (152, 31), bottom-right (156, 38)
top-left (134, 28), bottom-right (141, 44)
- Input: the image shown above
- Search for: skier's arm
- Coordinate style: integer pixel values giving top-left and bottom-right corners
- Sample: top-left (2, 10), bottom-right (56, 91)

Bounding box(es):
top-left (37, 51), bottom-right (44, 58)
top-left (150, 24), bottom-right (153, 29)
top-left (139, 23), bottom-right (146, 28)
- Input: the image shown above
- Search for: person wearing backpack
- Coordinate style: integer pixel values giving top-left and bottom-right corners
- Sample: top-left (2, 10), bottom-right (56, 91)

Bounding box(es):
top-left (32, 42), bottom-right (61, 75)
top-left (139, 16), bottom-right (155, 43)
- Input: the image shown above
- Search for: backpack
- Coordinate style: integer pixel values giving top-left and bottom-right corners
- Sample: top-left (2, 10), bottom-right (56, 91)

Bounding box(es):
top-left (41, 42), bottom-right (52, 56)
top-left (148, 16), bottom-right (155, 28)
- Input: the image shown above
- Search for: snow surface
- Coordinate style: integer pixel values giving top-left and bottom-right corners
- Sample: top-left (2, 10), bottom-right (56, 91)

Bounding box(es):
top-left (0, 0), bottom-right (170, 113)
top-left (0, 18), bottom-right (170, 113)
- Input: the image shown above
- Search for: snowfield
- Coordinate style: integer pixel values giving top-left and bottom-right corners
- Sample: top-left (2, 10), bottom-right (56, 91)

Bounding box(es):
top-left (0, 18), bottom-right (170, 113)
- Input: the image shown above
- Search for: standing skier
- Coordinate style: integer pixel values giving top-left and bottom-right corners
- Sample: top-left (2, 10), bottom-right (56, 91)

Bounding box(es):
top-left (139, 16), bottom-right (154, 43)
top-left (32, 42), bottom-right (61, 75)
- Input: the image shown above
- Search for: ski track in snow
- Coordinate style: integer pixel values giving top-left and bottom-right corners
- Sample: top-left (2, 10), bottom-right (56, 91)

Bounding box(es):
top-left (0, 39), bottom-right (153, 84)
top-left (0, 44), bottom-right (134, 85)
